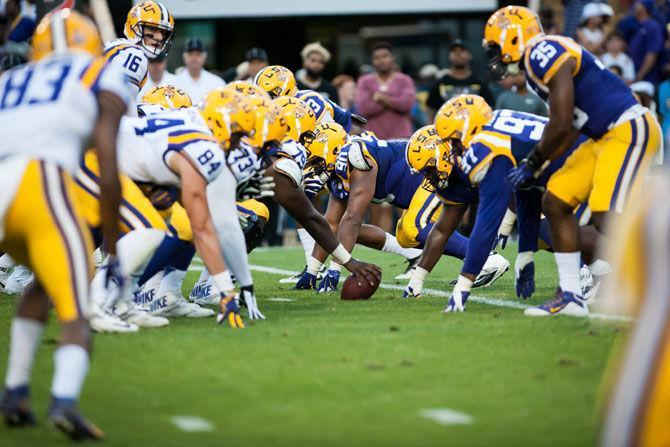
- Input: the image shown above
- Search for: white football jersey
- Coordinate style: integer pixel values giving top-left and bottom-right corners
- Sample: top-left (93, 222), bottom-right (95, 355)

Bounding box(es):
top-left (227, 142), bottom-right (261, 186)
top-left (117, 108), bottom-right (225, 187)
top-left (0, 53), bottom-right (131, 173)
top-left (104, 39), bottom-right (148, 98)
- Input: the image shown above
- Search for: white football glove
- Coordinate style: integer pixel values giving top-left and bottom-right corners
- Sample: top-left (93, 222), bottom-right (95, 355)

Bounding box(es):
top-left (239, 285), bottom-right (265, 320)
top-left (403, 266), bottom-right (428, 298)
top-left (237, 171), bottom-right (275, 200)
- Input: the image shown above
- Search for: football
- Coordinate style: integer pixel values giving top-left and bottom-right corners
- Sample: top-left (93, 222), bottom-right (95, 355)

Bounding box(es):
top-left (341, 272), bottom-right (381, 300)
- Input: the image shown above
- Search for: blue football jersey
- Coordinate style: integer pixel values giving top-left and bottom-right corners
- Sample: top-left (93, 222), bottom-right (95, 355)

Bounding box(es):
top-left (296, 89), bottom-right (352, 132)
top-left (524, 35), bottom-right (637, 139)
top-left (327, 135), bottom-right (421, 208)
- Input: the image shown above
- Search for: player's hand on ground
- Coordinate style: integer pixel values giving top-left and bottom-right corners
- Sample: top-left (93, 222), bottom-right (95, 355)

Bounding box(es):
top-left (402, 274), bottom-right (424, 298)
top-left (444, 290), bottom-right (470, 313)
top-left (343, 259), bottom-right (381, 286)
top-left (217, 293), bottom-right (245, 328)
top-left (239, 285), bottom-right (265, 320)
top-left (515, 261), bottom-right (535, 299)
top-left (317, 269), bottom-right (340, 293)
top-left (294, 271), bottom-right (317, 290)
top-left (506, 161), bottom-right (535, 191)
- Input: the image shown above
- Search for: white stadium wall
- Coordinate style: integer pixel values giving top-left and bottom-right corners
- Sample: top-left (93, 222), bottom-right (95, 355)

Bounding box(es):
top-left (159, 0), bottom-right (498, 18)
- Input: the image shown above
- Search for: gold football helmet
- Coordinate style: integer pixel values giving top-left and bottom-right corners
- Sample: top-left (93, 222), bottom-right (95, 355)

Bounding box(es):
top-left (142, 85), bottom-right (193, 109)
top-left (434, 94), bottom-right (493, 148)
top-left (406, 125), bottom-right (453, 189)
top-left (273, 96), bottom-right (317, 142)
top-left (224, 80), bottom-right (271, 99)
top-left (32, 9), bottom-right (103, 61)
top-left (253, 65), bottom-right (297, 99)
top-left (124, 1), bottom-right (175, 59)
top-left (198, 88), bottom-right (255, 150)
top-left (303, 122), bottom-right (348, 182)
top-left (483, 6), bottom-right (543, 79)
top-left (246, 96), bottom-right (288, 148)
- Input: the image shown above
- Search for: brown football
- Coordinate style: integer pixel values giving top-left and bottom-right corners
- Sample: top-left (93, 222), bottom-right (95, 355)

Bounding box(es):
top-left (340, 273), bottom-right (381, 300)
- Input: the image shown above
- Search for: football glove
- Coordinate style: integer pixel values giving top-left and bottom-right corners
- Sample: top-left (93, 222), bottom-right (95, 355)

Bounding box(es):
top-left (302, 175), bottom-right (325, 199)
top-left (506, 161), bottom-right (535, 191)
top-left (217, 294), bottom-right (245, 328)
top-left (237, 171), bottom-right (275, 200)
top-left (294, 271), bottom-right (317, 290)
top-left (239, 285), bottom-right (265, 320)
top-left (317, 269), bottom-right (340, 293)
top-left (444, 290), bottom-right (470, 313)
top-left (515, 251), bottom-right (535, 299)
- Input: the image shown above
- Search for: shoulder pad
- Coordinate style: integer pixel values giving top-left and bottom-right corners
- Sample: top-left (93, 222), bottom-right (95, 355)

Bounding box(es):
top-left (347, 142), bottom-right (372, 171)
top-left (273, 158), bottom-right (302, 187)
top-left (470, 163), bottom-right (490, 185)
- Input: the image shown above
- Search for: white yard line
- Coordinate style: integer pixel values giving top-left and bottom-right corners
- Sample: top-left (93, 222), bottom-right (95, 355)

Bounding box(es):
top-left (170, 415), bottom-right (214, 432)
top-left (268, 297), bottom-right (294, 302)
top-left (246, 264), bottom-right (632, 322)
top-left (420, 408), bottom-right (474, 425)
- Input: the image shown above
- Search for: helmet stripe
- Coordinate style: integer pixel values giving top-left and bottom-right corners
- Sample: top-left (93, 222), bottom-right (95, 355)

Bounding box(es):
top-left (158, 2), bottom-right (169, 24)
top-left (50, 10), bottom-right (68, 55)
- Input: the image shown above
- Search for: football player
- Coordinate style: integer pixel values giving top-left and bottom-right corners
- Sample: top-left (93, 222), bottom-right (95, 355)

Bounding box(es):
top-left (599, 172), bottom-right (670, 447)
top-left (192, 95), bottom-right (382, 297)
top-left (0, 10), bottom-right (129, 439)
top-left (105, 1), bottom-right (174, 108)
top-left (78, 89), bottom-right (259, 328)
top-left (484, 6), bottom-right (661, 316)
top-left (296, 127), bottom-right (508, 292)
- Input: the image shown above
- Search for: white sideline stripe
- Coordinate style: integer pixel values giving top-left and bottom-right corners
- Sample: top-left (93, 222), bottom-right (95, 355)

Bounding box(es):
top-left (171, 416), bottom-right (214, 432)
top-left (246, 264), bottom-right (632, 322)
top-left (420, 408), bottom-right (474, 425)
top-left (269, 297), bottom-right (294, 302)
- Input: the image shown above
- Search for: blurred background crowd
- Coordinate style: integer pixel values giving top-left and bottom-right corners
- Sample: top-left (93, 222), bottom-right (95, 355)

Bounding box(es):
top-left (1, 0), bottom-right (669, 246)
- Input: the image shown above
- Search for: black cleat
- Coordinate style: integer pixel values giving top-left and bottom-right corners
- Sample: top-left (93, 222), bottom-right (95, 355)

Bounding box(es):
top-left (48, 400), bottom-right (104, 441)
top-left (394, 256), bottom-right (421, 280)
top-left (0, 386), bottom-right (37, 427)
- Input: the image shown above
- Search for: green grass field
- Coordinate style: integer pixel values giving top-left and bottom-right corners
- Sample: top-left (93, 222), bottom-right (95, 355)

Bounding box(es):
top-left (0, 244), bottom-right (628, 446)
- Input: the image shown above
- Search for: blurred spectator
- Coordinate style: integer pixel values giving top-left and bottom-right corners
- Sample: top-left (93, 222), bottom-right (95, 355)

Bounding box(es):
top-left (426, 39), bottom-right (493, 119)
top-left (539, 7), bottom-right (561, 35)
top-left (356, 41), bottom-right (416, 140)
top-left (174, 37), bottom-right (225, 104)
top-left (332, 74), bottom-right (357, 112)
top-left (629, 0), bottom-right (665, 84)
top-left (600, 31), bottom-right (636, 83)
top-left (296, 42), bottom-right (338, 102)
top-left (2, 0), bottom-right (34, 43)
top-left (495, 70), bottom-right (547, 117)
top-left (356, 41), bottom-right (416, 233)
top-left (575, 2), bottom-right (613, 55)
top-left (137, 57), bottom-right (176, 99)
top-left (245, 47), bottom-right (268, 81)
top-left (563, 0), bottom-right (592, 38)
top-left (631, 80), bottom-right (664, 165)
top-left (609, 64), bottom-right (625, 78)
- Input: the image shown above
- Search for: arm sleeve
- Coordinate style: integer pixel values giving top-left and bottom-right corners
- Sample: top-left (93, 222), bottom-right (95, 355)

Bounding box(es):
top-left (206, 165), bottom-right (253, 287)
top-left (515, 188), bottom-right (543, 253)
top-left (426, 81), bottom-right (443, 111)
top-left (462, 157), bottom-right (513, 276)
top-left (355, 76), bottom-right (385, 117)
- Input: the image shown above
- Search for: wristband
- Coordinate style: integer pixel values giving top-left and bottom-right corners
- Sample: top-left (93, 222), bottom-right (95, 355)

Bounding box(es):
top-left (499, 209), bottom-right (517, 236)
top-left (212, 270), bottom-right (235, 294)
top-left (331, 244), bottom-right (352, 265)
top-left (328, 260), bottom-right (343, 272)
top-left (413, 266), bottom-right (430, 282)
top-left (454, 275), bottom-right (473, 293)
top-left (307, 256), bottom-right (323, 275)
